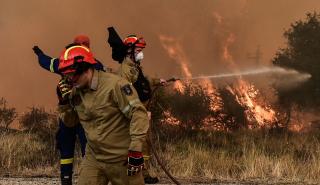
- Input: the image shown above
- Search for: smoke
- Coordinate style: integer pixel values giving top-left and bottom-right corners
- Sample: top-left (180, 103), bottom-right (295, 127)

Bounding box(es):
top-left (1, 0), bottom-right (320, 111)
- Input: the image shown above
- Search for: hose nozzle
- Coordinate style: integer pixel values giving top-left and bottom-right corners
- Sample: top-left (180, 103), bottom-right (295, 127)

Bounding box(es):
top-left (166, 77), bottom-right (180, 82)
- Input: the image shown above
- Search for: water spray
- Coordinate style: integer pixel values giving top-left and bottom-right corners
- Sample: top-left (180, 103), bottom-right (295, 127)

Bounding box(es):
top-left (177, 66), bottom-right (311, 82)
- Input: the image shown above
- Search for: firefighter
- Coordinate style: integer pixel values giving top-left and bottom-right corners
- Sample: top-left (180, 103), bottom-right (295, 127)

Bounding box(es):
top-left (32, 35), bottom-right (104, 185)
top-left (57, 45), bottom-right (149, 185)
top-left (118, 35), bottom-right (166, 184)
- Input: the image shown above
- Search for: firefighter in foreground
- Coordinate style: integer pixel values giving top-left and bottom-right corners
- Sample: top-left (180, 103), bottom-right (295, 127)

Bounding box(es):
top-left (32, 35), bottom-right (104, 185)
top-left (118, 35), bottom-right (167, 184)
top-left (57, 45), bottom-right (149, 185)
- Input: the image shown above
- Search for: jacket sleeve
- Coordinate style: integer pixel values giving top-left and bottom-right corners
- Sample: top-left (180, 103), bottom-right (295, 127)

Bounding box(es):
top-left (117, 60), bottom-right (139, 83)
top-left (37, 53), bottom-right (61, 74)
top-left (57, 104), bottom-right (79, 127)
top-left (112, 78), bottom-right (149, 152)
top-left (146, 76), bottom-right (161, 88)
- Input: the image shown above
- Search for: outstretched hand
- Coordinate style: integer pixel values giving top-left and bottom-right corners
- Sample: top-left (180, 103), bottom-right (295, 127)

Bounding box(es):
top-left (32, 46), bottom-right (43, 56)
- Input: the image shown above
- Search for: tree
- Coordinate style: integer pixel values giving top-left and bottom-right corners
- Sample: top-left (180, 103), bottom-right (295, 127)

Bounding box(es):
top-left (19, 107), bottom-right (51, 133)
top-left (273, 12), bottom-right (320, 108)
top-left (0, 98), bottom-right (17, 129)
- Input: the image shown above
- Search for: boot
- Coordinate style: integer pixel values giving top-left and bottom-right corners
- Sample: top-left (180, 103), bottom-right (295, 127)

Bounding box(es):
top-left (60, 174), bottom-right (72, 185)
top-left (144, 175), bottom-right (159, 184)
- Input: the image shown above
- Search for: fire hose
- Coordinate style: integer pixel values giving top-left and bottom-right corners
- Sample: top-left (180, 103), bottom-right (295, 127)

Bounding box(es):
top-left (146, 77), bottom-right (181, 185)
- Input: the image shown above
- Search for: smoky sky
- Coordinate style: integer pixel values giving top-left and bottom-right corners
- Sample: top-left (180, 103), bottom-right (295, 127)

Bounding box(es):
top-left (1, 0), bottom-right (320, 111)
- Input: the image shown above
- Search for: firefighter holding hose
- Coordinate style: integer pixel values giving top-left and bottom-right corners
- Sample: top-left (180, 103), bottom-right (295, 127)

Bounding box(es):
top-left (117, 34), bottom-right (168, 184)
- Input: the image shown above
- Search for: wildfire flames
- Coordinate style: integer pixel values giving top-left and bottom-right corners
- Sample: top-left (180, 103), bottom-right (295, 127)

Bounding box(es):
top-left (159, 31), bottom-right (280, 130)
top-left (227, 80), bottom-right (277, 128)
top-left (221, 32), bottom-right (278, 129)
top-left (158, 12), bottom-right (308, 132)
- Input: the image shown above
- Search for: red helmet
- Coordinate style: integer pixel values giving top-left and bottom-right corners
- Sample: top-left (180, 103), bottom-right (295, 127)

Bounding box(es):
top-left (58, 45), bottom-right (97, 75)
top-left (123, 35), bottom-right (146, 48)
top-left (73, 34), bottom-right (90, 48)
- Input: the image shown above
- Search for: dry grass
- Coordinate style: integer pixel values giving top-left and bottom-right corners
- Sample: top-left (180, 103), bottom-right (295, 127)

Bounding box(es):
top-left (0, 129), bottom-right (59, 177)
top-left (149, 125), bottom-right (320, 184)
top-left (1, 125), bottom-right (320, 184)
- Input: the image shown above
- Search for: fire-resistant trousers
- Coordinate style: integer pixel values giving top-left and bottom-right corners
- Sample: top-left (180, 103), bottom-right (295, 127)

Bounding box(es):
top-left (77, 150), bottom-right (144, 185)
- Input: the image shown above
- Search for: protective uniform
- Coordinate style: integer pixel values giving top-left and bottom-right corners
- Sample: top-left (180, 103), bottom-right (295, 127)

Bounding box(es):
top-left (119, 35), bottom-right (161, 184)
top-left (33, 40), bottom-right (104, 185)
top-left (59, 70), bottom-right (149, 185)
top-left (117, 58), bottom-right (160, 98)
top-left (117, 58), bottom-right (161, 182)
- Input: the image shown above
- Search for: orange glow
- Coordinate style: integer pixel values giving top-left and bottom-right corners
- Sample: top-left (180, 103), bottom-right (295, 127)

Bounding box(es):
top-left (160, 26), bottom-right (279, 130)
top-left (163, 111), bottom-right (180, 125)
top-left (223, 33), bottom-right (236, 62)
top-left (220, 22), bottom-right (277, 128)
top-left (173, 80), bottom-right (185, 93)
top-left (233, 79), bottom-right (277, 127)
top-left (159, 35), bottom-right (192, 78)
top-left (212, 12), bottom-right (223, 24)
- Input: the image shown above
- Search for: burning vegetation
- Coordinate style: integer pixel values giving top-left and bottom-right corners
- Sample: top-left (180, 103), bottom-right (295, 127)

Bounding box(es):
top-left (153, 12), bottom-right (320, 133)
top-left (1, 6), bottom-right (320, 184)
top-left (157, 33), bottom-right (281, 132)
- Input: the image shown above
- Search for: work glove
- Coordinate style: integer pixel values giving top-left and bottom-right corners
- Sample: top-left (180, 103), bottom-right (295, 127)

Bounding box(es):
top-left (32, 46), bottom-right (44, 56)
top-left (57, 78), bottom-right (73, 105)
top-left (127, 151), bottom-right (144, 176)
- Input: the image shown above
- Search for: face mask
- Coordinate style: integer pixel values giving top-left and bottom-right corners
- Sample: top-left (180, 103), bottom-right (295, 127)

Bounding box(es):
top-left (134, 51), bottom-right (144, 62)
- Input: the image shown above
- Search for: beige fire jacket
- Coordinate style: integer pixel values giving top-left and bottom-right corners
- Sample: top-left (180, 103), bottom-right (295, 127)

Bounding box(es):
top-left (58, 70), bottom-right (149, 162)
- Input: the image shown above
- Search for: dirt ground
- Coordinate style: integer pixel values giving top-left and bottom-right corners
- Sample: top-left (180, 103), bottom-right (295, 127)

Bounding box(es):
top-left (0, 177), bottom-right (315, 185)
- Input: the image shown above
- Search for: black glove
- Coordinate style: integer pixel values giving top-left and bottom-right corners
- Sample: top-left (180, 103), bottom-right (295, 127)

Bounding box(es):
top-left (32, 46), bottom-right (44, 56)
top-left (57, 78), bottom-right (73, 105)
top-left (127, 151), bottom-right (144, 176)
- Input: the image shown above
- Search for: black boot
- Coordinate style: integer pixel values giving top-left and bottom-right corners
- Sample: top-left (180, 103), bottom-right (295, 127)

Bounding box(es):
top-left (60, 174), bottom-right (72, 185)
top-left (144, 176), bottom-right (159, 184)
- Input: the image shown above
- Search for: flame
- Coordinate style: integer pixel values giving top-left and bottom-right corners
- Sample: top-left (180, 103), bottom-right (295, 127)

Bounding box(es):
top-left (163, 111), bottom-right (180, 125)
top-left (159, 35), bottom-right (193, 94)
top-left (221, 31), bottom-right (277, 128)
top-left (223, 33), bottom-right (236, 62)
top-left (159, 35), bottom-right (192, 79)
top-left (173, 80), bottom-right (185, 93)
top-left (159, 34), bottom-right (219, 103)
top-left (199, 78), bottom-right (215, 94)
top-left (159, 34), bottom-right (222, 127)
top-left (232, 79), bottom-right (277, 127)
top-left (212, 12), bottom-right (223, 24)
top-left (287, 109), bottom-right (318, 132)
top-left (159, 25), bottom-right (278, 130)
top-left (157, 11), bottom-right (312, 132)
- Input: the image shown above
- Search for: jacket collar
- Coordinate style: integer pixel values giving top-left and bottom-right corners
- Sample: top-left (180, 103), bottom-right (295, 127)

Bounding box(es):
top-left (89, 69), bottom-right (99, 91)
